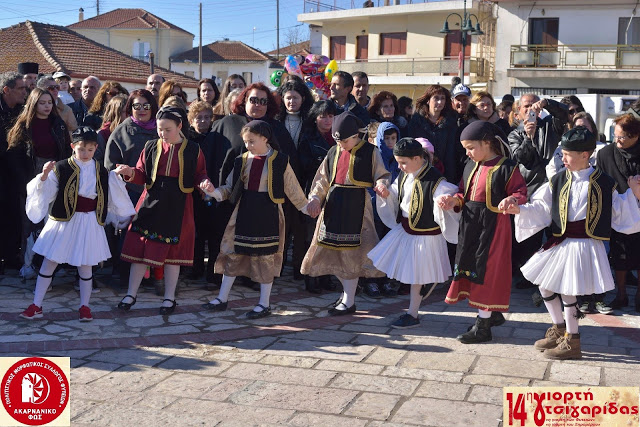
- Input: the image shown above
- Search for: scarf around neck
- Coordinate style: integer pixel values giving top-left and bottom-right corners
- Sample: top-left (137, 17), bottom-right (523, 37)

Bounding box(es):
top-left (131, 116), bottom-right (157, 131)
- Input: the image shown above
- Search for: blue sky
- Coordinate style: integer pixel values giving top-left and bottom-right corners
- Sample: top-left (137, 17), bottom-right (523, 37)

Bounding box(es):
top-left (0, 0), bottom-right (309, 53)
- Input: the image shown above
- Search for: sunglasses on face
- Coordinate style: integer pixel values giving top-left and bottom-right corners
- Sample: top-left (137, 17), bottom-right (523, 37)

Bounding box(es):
top-left (568, 109), bottom-right (577, 114)
top-left (108, 91), bottom-right (120, 96)
top-left (132, 103), bottom-right (152, 111)
top-left (47, 85), bottom-right (60, 91)
top-left (248, 96), bottom-right (268, 106)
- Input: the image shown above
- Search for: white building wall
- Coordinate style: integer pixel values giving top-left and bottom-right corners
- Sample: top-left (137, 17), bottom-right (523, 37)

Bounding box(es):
top-left (170, 62), bottom-right (272, 85)
top-left (494, 0), bottom-right (639, 95)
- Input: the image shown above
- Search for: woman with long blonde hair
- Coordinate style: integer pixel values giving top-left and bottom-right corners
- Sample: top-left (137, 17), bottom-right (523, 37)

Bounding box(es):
top-left (157, 80), bottom-right (184, 108)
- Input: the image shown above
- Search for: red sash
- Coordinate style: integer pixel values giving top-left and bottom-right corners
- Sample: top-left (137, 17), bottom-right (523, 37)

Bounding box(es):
top-left (542, 220), bottom-right (587, 251)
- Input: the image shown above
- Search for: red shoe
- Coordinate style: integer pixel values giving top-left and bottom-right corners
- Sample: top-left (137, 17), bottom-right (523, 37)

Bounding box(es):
top-left (20, 304), bottom-right (43, 320)
top-left (79, 305), bottom-right (93, 322)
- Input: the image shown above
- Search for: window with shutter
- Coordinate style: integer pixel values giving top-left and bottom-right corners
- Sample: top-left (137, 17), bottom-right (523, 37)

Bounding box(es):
top-left (380, 32), bottom-right (407, 55)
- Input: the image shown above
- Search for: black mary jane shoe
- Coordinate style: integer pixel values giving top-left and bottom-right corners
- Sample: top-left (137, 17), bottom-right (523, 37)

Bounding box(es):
top-left (201, 298), bottom-right (228, 312)
top-left (159, 299), bottom-right (177, 315)
top-left (117, 295), bottom-right (137, 311)
top-left (246, 304), bottom-right (271, 319)
top-left (328, 302), bottom-right (356, 316)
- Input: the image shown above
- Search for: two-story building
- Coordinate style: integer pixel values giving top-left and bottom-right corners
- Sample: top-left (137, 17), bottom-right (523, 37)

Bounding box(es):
top-left (68, 8), bottom-right (194, 70)
top-left (495, 0), bottom-right (640, 96)
top-left (298, 0), bottom-right (496, 98)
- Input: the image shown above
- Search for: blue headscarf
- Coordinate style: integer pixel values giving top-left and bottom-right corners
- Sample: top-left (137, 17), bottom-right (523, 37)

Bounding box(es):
top-left (375, 121), bottom-right (400, 181)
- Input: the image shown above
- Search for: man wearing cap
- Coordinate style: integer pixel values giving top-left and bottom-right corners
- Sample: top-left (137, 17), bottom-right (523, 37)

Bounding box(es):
top-left (451, 83), bottom-right (471, 128)
top-left (36, 75), bottom-right (78, 135)
top-left (18, 62), bottom-right (39, 94)
top-left (330, 71), bottom-right (370, 125)
top-left (69, 76), bottom-right (101, 128)
top-left (53, 71), bottom-right (74, 105)
top-left (146, 74), bottom-right (165, 100)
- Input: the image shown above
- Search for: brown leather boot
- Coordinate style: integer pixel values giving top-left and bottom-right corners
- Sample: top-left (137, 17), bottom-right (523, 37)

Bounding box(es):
top-left (534, 323), bottom-right (566, 351)
top-left (543, 332), bottom-right (582, 360)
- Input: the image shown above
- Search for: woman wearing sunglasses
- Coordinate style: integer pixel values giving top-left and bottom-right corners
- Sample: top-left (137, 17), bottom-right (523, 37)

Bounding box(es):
top-left (207, 83), bottom-right (297, 288)
top-left (104, 90), bottom-right (160, 286)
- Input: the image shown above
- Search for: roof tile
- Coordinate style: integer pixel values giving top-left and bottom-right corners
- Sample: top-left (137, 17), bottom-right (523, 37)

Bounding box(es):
top-left (0, 21), bottom-right (198, 87)
top-left (68, 8), bottom-right (193, 36)
top-left (172, 40), bottom-right (273, 63)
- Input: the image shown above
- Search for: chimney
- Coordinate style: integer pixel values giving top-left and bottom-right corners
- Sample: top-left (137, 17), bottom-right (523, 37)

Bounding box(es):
top-left (79, 8), bottom-right (84, 22)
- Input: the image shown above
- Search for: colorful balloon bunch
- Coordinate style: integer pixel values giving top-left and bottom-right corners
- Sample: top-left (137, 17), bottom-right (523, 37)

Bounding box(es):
top-left (270, 54), bottom-right (339, 100)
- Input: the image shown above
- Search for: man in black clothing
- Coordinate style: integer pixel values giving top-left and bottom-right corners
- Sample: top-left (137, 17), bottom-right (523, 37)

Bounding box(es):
top-left (330, 71), bottom-right (370, 125)
top-left (0, 72), bottom-right (28, 272)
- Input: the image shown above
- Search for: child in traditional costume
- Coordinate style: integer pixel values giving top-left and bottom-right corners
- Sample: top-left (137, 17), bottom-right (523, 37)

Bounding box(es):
top-left (114, 107), bottom-right (213, 315)
top-left (20, 127), bottom-right (136, 321)
top-left (368, 138), bottom-right (460, 328)
top-left (201, 120), bottom-right (310, 319)
top-left (302, 111), bottom-right (391, 316)
top-left (505, 127), bottom-right (640, 359)
top-left (438, 121), bottom-right (527, 343)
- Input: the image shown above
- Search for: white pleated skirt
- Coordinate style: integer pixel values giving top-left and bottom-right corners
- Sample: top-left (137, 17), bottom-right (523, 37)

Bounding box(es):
top-left (33, 213), bottom-right (111, 267)
top-left (521, 238), bottom-right (615, 296)
top-left (367, 223), bottom-right (452, 285)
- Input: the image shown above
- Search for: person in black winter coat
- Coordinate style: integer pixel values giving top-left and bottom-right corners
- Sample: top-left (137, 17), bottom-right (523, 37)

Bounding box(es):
top-left (330, 71), bottom-right (370, 126)
top-left (5, 88), bottom-right (72, 267)
top-left (408, 85), bottom-right (460, 184)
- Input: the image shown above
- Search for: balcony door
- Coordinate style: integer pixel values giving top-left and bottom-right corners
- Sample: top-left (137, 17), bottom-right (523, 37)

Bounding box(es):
top-left (529, 18), bottom-right (559, 67)
top-left (356, 35), bottom-right (368, 61)
top-left (444, 30), bottom-right (471, 75)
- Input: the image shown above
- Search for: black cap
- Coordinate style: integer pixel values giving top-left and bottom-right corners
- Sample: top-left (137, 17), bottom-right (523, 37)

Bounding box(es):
top-left (72, 126), bottom-right (98, 143)
top-left (156, 106), bottom-right (185, 124)
top-left (460, 120), bottom-right (507, 143)
top-left (502, 94), bottom-right (515, 103)
top-left (331, 111), bottom-right (364, 142)
top-left (560, 126), bottom-right (596, 152)
top-left (18, 62), bottom-right (39, 75)
top-left (242, 120), bottom-right (272, 140)
top-left (393, 137), bottom-right (424, 158)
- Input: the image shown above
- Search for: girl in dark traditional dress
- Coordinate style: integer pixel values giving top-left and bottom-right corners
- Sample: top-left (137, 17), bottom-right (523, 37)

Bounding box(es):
top-left (201, 120), bottom-right (310, 319)
top-left (114, 107), bottom-right (213, 315)
top-left (302, 111), bottom-right (391, 316)
top-left (438, 121), bottom-right (527, 344)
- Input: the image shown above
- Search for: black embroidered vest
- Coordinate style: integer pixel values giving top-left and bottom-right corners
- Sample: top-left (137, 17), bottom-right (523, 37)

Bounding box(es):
top-left (396, 165), bottom-right (444, 232)
top-left (143, 138), bottom-right (199, 193)
top-left (550, 168), bottom-right (616, 240)
top-left (232, 150), bottom-right (288, 204)
top-left (50, 158), bottom-right (108, 225)
top-left (326, 140), bottom-right (374, 187)
top-left (462, 156), bottom-right (517, 213)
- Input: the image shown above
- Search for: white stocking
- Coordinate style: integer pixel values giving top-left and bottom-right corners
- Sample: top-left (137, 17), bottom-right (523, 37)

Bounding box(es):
top-left (33, 258), bottom-right (58, 307)
top-left (211, 275), bottom-right (236, 304)
top-left (478, 309), bottom-right (491, 319)
top-left (122, 263), bottom-right (147, 304)
top-left (338, 277), bottom-right (358, 308)
top-left (540, 288), bottom-right (565, 325)
top-left (561, 294), bottom-right (579, 334)
top-left (77, 265), bottom-right (93, 307)
top-left (254, 282), bottom-right (273, 312)
top-left (163, 264), bottom-right (180, 306)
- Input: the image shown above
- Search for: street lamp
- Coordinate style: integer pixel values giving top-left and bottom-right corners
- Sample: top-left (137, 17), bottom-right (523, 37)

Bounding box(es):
top-left (439, 0), bottom-right (484, 82)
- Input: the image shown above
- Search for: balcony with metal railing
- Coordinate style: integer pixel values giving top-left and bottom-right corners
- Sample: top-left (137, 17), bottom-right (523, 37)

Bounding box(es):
top-left (334, 56), bottom-right (488, 84)
top-left (303, 0), bottom-right (451, 13)
top-left (509, 44), bottom-right (640, 80)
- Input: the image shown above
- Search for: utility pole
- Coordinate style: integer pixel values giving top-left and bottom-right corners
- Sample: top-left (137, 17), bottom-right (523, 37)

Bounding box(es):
top-left (277, 0), bottom-right (280, 60)
top-left (96, 0), bottom-right (100, 15)
top-left (199, 3), bottom-right (203, 79)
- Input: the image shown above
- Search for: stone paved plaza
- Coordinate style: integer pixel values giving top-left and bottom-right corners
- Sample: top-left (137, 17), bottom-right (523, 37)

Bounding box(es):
top-left (1, 266), bottom-right (639, 426)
